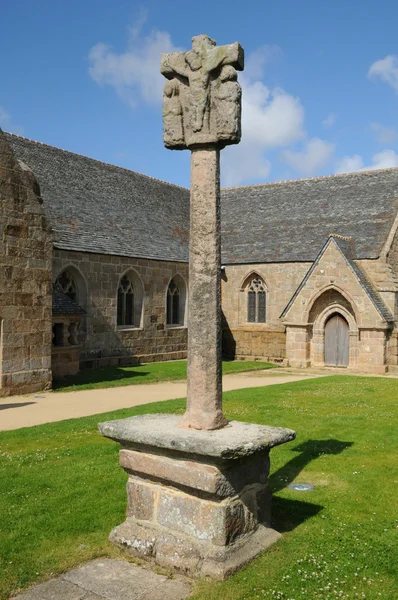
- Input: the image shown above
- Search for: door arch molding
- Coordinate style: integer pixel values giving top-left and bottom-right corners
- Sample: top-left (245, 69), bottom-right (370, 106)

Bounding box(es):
top-left (310, 304), bottom-right (359, 368)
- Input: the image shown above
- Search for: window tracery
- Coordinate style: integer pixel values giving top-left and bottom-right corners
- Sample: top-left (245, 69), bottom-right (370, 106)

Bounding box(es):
top-left (247, 276), bottom-right (266, 323)
top-left (167, 280), bottom-right (181, 325)
top-left (55, 271), bottom-right (77, 303)
top-left (117, 275), bottom-right (135, 326)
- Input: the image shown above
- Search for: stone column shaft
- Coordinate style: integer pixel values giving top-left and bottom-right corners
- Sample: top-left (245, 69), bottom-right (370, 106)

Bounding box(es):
top-left (180, 148), bottom-right (228, 430)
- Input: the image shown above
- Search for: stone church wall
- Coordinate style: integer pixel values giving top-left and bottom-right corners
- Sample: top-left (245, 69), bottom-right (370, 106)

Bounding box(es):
top-left (221, 262), bottom-right (311, 361)
top-left (386, 228), bottom-right (398, 368)
top-left (357, 258), bottom-right (397, 318)
top-left (357, 237), bottom-right (398, 370)
top-left (386, 227), bottom-right (398, 322)
top-left (387, 226), bottom-right (398, 279)
top-left (53, 249), bottom-right (188, 370)
top-left (0, 132), bottom-right (53, 396)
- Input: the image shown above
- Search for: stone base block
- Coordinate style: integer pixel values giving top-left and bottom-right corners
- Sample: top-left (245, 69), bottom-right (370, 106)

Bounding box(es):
top-left (109, 518), bottom-right (281, 580)
top-left (99, 414), bottom-right (295, 580)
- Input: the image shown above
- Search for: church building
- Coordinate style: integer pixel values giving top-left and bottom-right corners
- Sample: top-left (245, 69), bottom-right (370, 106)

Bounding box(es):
top-left (1, 129), bottom-right (397, 395)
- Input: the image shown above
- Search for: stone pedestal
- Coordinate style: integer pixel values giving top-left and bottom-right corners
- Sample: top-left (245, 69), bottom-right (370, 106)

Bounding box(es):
top-left (99, 414), bottom-right (295, 580)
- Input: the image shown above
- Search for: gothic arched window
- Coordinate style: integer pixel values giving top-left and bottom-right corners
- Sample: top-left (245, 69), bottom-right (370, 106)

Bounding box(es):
top-left (117, 275), bottom-right (134, 326)
top-left (247, 276), bottom-right (266, 323)
top-left (167, 279), bottom-right (181, 325)
top-left (55, 271), bottom-right (77, 303)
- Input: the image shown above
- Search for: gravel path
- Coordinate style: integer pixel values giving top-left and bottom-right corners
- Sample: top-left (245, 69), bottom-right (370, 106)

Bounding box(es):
top-left (0, 370), bottom-right (325, 431)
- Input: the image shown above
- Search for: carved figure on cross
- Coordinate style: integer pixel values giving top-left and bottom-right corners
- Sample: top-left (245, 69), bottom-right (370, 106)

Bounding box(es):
top-left (161, 34), bottom-right (244, 149)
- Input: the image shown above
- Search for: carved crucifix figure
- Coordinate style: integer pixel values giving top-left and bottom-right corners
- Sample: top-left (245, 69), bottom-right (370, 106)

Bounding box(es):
top-left (161, 35), bottom-right (244, 431)
top-left (161, 34), bottom-right (244, 148)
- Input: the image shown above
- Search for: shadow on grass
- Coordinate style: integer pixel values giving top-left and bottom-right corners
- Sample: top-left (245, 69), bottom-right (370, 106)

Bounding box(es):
top-left (270, 439), bottom-right (353, 494)
top-left (0, 402), bottom-right (36, 410)
top-left (269, 440), bottom-right (353, 532)
top-left (52, 367), bottom-right (150, 390)
top-left (272, 495), bottom-right (323, 532)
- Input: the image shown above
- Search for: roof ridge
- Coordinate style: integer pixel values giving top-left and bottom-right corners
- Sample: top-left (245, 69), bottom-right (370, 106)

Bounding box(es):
top-left (5, 131), bottom-right (190, 192)
top-left (329, 233), bottom-right (352, 240)
top-left (221, 166), bottom-right (398, 191)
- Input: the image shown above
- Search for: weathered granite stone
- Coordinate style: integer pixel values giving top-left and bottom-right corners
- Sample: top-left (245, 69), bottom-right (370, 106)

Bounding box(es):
top-left (181, 148), bottom-right (227, 430)
top-left (109, 518), bottom-right (282, 580)
top-left (161, 34), bottom-right (244, 149)
top-left (161, 34), bottom-right (244, 429)
top-left (10, 578), bottom-right (101, 600)
top-left (99, 414), bottom-right (295, 579)
top-left (126, 477), bottom-right (157, 520)
top-left (11, 560), bottom-right (191, 600)
top-left (0, 129), bottom-right (53, 396)
top-left (109, 524), bottom-right (156, 558)
top-left (121, 449), bottom-right (226, 495)
top-left (120, 447), bottom-right (271, 497)
top-left (63, 559), bottom-right (190, 600)
top-left (155, 532), bottom-right (201, 574)
top-left (157, 487), bottom-right (228, 544)
top-left (99, 414), bottom-right (295, 459)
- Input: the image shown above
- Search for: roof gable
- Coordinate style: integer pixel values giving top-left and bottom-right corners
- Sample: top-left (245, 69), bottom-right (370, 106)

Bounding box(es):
top-left (281, 236), bottom-right (394, 323)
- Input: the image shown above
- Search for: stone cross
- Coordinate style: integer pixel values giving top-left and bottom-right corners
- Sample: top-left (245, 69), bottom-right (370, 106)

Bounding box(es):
top-left (161, 34), bottom-right (244, 149)
top-left (161, 35), bottom-right (244, 430)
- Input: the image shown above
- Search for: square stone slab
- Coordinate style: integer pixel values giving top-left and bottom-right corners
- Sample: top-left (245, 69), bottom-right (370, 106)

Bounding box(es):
top-left (99, 414), bottom-right (295, 459)
top-left (11, 559), bottom-right (192, 600)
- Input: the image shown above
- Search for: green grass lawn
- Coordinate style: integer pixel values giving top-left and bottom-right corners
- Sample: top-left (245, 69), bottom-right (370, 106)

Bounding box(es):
top-left (0, 376), bottom-right (397, 599)
top-left (52, 359), bottom-right (276, 392)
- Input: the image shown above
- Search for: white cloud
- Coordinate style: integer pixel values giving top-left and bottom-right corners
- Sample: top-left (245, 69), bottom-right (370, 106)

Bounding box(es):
top-left (0, 105), bottom-right (11, 129)
top-left (370, 122), bottom-right (398, 144)
top-left (281, 138), bottom-right (335, 176)
top-left (244, 45), bottom-right (282, 81)
top-left (222, 47), bottom-right (305, 186)
top-left (89, 26), bottom-right (331, 186)
top-left (335, 154), bottom-right (363, 174)
top-left (322, 112), bottom-right (337, 128)
top-left (368, 55), bottom-right (398, 93)
top-left (242, 81), bottom-right (305, 148)
top-left (335, 149), bottom-right (398, 174)
top-left (222, 144), bottom-right (271, 187)
top-left (88, 28), bottom-right (182, 107)
top-left (0, 106), bottom-right (23, 135)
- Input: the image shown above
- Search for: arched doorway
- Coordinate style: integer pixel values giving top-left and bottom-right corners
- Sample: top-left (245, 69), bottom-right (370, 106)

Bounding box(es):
top-left (325, 314), bottom-right (349, 367)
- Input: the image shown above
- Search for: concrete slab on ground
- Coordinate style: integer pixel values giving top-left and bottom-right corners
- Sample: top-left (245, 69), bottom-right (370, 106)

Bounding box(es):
top-left (0, 371), bottom-right (325, 431)
top-left (11, 559), bottom-right (192, 600)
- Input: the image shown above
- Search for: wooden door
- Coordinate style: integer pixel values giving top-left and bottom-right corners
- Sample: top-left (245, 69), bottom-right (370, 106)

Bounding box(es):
top-left (324, 314), bottom-right (349, 367)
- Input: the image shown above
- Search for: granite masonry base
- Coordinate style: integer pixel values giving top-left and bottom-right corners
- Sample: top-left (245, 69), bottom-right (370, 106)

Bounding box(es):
top-left (99, 414), bottom-right (296, 580)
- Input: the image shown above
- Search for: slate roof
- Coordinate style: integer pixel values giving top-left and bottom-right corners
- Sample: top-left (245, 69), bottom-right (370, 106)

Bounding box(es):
top-left (6, 133), bottom-right (398, 265)
top-left (281, 236), bottom-right (394, 322)
top-left (220, 171), bottom-right (398, 264)
top-left (52, 288), bottom-right (86, 315)
top-left (6, 134), bottom-right (190, 263)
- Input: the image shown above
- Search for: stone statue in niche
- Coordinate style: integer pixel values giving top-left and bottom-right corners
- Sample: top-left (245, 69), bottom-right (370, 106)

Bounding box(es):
top-left (161, 34), bottom-right (244, 149)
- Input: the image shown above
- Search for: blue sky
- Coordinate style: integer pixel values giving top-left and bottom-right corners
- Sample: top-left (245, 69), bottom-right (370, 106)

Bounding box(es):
top-left (1, 0), bottom-right (398, 188)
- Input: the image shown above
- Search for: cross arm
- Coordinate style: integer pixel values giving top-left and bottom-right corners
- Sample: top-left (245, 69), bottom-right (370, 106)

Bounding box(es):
top-left (160, 52), bottom-right (189, 80)
top-left (207, 42), bottom-right (244, 73)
